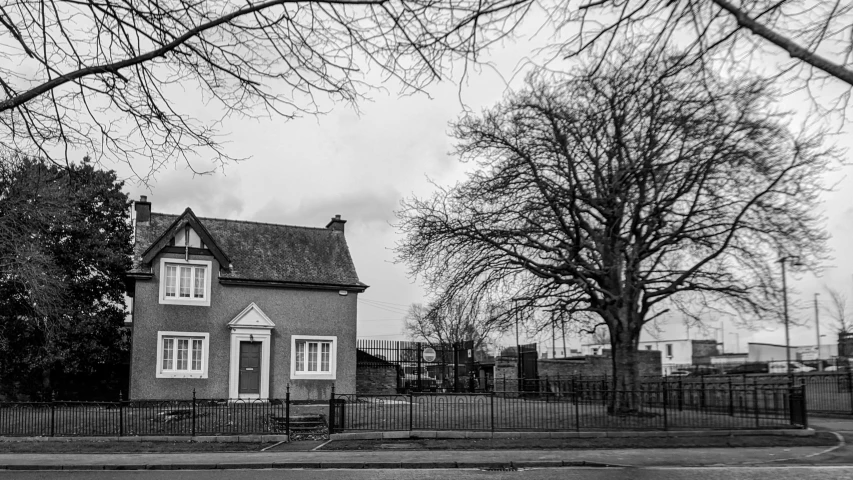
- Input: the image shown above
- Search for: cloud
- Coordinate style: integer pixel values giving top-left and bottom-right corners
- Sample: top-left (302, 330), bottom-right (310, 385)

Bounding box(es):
top-left (251, 187), bottom-right (401, 233)
top-left (125, 169), bottom-right (245, 219)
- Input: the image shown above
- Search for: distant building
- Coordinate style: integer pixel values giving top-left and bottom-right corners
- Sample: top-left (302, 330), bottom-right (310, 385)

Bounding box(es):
top-left (582, 339), bottom-right (719, 374)
top-left (539, 346), bottom-right (580, 359)
top-left (747, 342), bottom-right (838, 362)
top-left (710, 353), bottom-right (748, 367)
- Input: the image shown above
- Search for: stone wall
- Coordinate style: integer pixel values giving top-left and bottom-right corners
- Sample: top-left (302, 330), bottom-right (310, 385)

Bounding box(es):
top-left (493, 350), bottom-right (663, 388)
top-left (356, 365), bottom-right (399, 395)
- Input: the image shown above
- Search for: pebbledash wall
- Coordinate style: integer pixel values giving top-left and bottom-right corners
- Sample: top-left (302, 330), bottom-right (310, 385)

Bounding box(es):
top-left (129, 252), bottom-right (358, 401)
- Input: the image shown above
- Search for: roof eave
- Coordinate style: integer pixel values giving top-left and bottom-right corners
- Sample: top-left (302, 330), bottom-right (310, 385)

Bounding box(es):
top-left (219, 277), bottom-right (368, 292)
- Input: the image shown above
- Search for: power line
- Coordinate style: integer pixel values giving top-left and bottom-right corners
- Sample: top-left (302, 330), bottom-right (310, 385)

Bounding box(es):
top-left (358, 297), bottom-right (412, 307)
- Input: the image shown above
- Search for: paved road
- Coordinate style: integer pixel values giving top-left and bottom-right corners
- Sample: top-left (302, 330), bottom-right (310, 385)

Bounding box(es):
top-left (2, 466), bottom-right (853, 480)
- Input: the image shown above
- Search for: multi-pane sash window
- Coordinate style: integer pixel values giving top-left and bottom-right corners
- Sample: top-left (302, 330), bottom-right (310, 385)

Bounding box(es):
top-left (294, 340), bottom-right (332, 373)
top-left (164, 264), bottom-right (206, 299)
top-left (161, 335), bottom-right (204, 373)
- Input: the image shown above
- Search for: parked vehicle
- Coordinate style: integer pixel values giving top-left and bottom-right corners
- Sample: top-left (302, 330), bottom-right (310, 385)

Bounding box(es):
top-left (399, 363), bottom-right (438, 392)
top-left (725, 363), bottom-right (769, 375)
top-left (768, 361), bottom-right (815, 374)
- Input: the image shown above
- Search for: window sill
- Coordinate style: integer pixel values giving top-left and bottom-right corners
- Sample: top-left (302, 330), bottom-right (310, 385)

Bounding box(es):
top-left (159, 297), bottom-right (211, 307)
top-left (291, 373), bottom-right (336, 380)
top-left (156, 371), bottom-right (208, 379)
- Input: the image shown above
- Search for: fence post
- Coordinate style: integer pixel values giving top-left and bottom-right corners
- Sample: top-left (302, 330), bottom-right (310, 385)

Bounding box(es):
top-left (119, 390), bottom-right (124, 437)
top-left (700, 375), bottom-right (706, 409)
top-left (728, 377), bottom-right (734, 417)
top-left (417, 343), bottom-right (423, 392)
top-left (286, 384), bottom-right (291, 439)
top-left (753, 378), bottom-right (760, 428)
top-left (191, 388), bottom-right (196, 437)
top-left (572, 378), bottom-right (580, 432)
top-left (662, 381), bottom-right (668, 431)
top-left (490, 391), bottom-right (495, 433)
top-left (409, 392), bottom-right (413, 431)
top-left (678, 378), bottom-right (683, 412)
top-left (848, 370), bottom-right (853, 415)
top-left (328, 385), bottom-right (336, 435)
top-left (50, 391), bottom-right (55, 437)
top-left (801, 384), bottom-right (809, 429)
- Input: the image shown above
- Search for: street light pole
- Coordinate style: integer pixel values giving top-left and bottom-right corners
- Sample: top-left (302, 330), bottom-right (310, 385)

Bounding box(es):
top-left (779, 256), bottom-right (800, 375)
top-left (815, 293), bottom-right (821, 367)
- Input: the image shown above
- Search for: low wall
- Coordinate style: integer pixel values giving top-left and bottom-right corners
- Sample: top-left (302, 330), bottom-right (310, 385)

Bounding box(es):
top-left (356, 365), bottom-right (398, 395)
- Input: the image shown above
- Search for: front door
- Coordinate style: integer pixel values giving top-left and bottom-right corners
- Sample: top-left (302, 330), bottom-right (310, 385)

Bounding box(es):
top-left (238, 342), bottom-right (261, 395)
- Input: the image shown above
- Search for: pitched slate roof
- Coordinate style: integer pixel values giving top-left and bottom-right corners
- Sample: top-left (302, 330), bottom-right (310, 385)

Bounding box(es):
top-left (131, 209), bottom-right (366, 289)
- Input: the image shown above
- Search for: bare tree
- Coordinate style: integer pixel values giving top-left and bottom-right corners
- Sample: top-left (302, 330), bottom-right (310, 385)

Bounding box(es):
top-left (395, 47), bottom-right (835, 413)
top-left (549, 1), bottom-right (853, 118)
top-left (0, 0), bottom-right (530, 178)
top-left (405, 296), bottom-right (500, 350)
top-left (823, 285), bottom-right (851, 334)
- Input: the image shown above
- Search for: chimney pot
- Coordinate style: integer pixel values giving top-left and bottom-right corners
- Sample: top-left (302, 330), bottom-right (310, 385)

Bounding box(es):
top-left (326, 214), bottom-right (346, 233)
top-left (135, 196), bottom-right (151, 223)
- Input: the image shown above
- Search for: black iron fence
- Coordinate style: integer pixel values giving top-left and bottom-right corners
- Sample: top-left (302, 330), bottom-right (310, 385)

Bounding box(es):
top-left (330, 383), bottom-right (806, 433)
top-left (0, 388), bottom-right (331, 437)
top-left (496, 371), bottom-right (853, 416)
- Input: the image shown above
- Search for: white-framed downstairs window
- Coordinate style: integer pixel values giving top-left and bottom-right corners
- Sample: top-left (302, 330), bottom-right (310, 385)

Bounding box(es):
top-left (159, 258), bottom-right (212, 306)
top-left (156, 331), bottom-right (209, 378)
top-left (290, 335), bottom-right (337, 380)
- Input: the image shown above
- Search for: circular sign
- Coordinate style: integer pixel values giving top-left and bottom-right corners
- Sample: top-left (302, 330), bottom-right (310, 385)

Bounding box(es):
top-left (423, 347), bottom-right (437, 362)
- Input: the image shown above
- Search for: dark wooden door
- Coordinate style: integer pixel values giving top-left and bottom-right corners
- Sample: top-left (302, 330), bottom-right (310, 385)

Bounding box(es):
top-left (238, 342), bottom-right (261, 395)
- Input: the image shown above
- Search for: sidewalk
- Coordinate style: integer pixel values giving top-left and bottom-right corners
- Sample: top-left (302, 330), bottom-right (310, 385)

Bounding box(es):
top-left (0, 442), bottom-right (843, 470)
top-left (0, 418), bottom-right (849, 470)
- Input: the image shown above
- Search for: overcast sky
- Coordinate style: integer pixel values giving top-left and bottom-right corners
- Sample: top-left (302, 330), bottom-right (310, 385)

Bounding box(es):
top-left (116, 22), bottom-right (853, 356)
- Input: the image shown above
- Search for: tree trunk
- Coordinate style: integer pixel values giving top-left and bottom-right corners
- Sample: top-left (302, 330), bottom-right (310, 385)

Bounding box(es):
top-left (608, 317), bottom-right (641, 415)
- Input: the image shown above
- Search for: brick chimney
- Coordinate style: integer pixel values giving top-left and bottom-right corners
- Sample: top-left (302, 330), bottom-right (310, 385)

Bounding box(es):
top-left (135, 195), bottom-right (151, 223)
top-left (326, 214), bottom-right (346, 232)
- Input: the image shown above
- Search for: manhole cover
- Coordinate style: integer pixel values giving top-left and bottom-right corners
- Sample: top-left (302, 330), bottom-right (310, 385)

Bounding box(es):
top-left (379, 443), bottom-right (419, 449)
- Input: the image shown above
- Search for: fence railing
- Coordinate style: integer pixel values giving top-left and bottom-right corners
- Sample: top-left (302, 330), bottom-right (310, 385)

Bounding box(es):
top-left (0, 387), bottom-right (328, 437)
top-left (481, 371), bottom-right (853, 416)
top-left (330, 384), bottom-right (807, 433)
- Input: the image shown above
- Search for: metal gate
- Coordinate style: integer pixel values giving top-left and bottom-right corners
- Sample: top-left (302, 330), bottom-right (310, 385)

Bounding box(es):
top-left (357, 340), bottom-right (473, 393)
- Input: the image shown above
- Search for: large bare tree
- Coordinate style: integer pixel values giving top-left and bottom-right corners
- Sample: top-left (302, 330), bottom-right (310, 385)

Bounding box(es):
top-left (0, 0), bottom-right (529, 178)
top-left (823, 285), bottom-right (851, 335)
top-left (550, 1), bottom-right (853, 117)
top-left (395, 48), bottom-right (835, 413)
top-left (404, 296), bottom-right (501, 350)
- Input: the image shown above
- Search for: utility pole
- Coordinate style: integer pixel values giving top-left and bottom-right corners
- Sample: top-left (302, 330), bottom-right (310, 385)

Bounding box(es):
top-left (561, 316), bottom-right (567, 358)
top-left (815, 293), bottom-right (821, 368)
top-left (551, 320), bottom-right (556, 359)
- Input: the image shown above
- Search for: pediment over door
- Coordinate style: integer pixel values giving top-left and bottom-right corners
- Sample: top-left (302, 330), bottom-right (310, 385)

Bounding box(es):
top-left (227, 303), bottom-right (275, 330)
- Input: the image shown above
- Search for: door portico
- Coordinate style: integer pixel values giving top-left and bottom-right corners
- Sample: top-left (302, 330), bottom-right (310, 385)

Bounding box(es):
top-left (227, 303), bottom-right (275, 399)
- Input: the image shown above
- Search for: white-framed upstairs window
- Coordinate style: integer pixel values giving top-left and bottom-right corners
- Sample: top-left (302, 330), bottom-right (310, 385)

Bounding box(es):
top-left (156, 331), bottom-right (209, 378)
top-left (159, 258), bottom-right (212, 306)
top-left (290, 335), bottom-right (337, 380)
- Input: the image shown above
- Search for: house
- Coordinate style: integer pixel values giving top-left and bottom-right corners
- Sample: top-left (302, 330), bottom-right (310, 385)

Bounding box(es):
top-left (582, 339), bottom-right (720, 375)
top-left (125, 197), bottom-right (367, 400)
